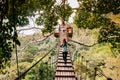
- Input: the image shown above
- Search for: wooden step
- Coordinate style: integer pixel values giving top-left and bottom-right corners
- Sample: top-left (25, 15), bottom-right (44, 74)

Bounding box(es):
top-left (55, 71), bottom-right (75, 77)
top-left (57, 63), bottom-right (72, 67)
top-left (58, 56), bottom-right (71, 60)
top-left (56, 69), bottom-right (74, 72)
top-left (59, 52), bottom-right (69, 54)
top-left (58, 56), bottom-right (70, 58)
top-left (58, 54), bottom-right (70, 57)
top-left (57, 63), bottom-right (72, 65)
top-left (57, 66), bottom-right (73, 71)
top-left (55, 77), bottom-right (76, 80)
top-left (57, 61), bottom-right (71, 64)
top-left (57, 60), bottom-right (71, 63)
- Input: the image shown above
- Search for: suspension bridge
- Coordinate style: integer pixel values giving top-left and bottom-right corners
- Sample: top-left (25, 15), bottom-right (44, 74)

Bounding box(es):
top-left (54, 47), bottom-right (76, 80)
top-left (54, 24), bottom-right (76, 80)
top-left (0, 22), bottom-right (113, 80)
top-left (14, 23), bottom-right (78, 80)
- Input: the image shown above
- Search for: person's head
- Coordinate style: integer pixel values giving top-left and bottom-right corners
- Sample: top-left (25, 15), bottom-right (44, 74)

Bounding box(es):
top-left (63, 38), bottom-right (66, 42)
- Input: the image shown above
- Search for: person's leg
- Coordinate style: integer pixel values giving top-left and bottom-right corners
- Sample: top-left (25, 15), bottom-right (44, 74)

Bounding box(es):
top-left (64, 52), bottom-right (68, 64)
top-left (63, 52), bottom-right (65, 61)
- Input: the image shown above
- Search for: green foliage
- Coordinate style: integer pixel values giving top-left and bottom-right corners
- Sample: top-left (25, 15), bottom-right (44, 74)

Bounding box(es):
top-left (73, 44), bottom-right (113, 80)
top-left (99, 21), bottom-right (120, 50)
top-left (74, 11), bottom-right (102, 29)
top-left (25, 62), bottom-right (54, 80)
top-left (98, 57), bottom-right (120, 80)
top-left (0, 42), bottom-right (12, 68)
top-left (36, 12), bottom-right (58, 33)
top-left (36, 3), bottom-right (73, 33)
top-left (19, 52), bottom-right (34, 63)
top-left (71, 27), bottom-right (115, 79)
top-left (0, 0), bottom-right (38, 67)
top-left (18, 62), bottom-right (31, 74)
top-left (0, 0), bottom-right (73, 68)
top-left (81, 0), bottom-right (98, 13)
top-left (35, 0), bottom-right (58, 33)
top-left (81, 0), bottom-right (120, 14)
top-left (74, 0), bottom-right (120, 52)
top-left (97, 0), bottom-right (120, 14)
top-left (0, 0), bottom-right (36, 68)
top-left (8, 62), bottom-right (31, 80)
top-left (54, 4), bottom-right (73, 21)
top-left (88, 44), bottom-right (112, 57)
top-left (25, 46), bottom-right (39, 55)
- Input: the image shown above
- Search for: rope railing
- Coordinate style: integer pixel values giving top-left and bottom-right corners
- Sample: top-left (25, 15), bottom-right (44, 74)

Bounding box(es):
top-left (69, 39), bottom-right (98, 47)
top-left (15, 43), bottom-right (58, 80)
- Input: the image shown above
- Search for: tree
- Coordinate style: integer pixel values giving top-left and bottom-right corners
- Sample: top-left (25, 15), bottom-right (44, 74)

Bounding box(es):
top-left (0, 0), bottom-right (41, 68)
top-left (74, 0), bottom-right (120, 53)
top-left (36, 1), bottom-right (73, 33)
top-left (0, 0), bottom-right (73, 68)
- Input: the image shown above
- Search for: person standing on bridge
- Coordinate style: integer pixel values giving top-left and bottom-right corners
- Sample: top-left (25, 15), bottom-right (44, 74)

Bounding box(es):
top-left (61, 38), bottom-right (68, 64)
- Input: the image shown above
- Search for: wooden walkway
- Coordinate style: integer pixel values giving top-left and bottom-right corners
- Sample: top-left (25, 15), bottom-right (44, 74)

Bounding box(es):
top-left (54, 49), bottom-right (76, 80)
top-left (54, 24), bottom-right (76, 80)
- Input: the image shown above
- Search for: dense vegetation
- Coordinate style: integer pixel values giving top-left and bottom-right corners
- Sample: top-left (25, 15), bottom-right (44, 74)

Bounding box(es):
top-left (71, 27), bottom-right (120, 80)
top-left (0, 0), bottom-right (72, 68)
top-left (74, 0), bottom-right (120, 53)
top-left (0, 0), bottom-right (120, 80)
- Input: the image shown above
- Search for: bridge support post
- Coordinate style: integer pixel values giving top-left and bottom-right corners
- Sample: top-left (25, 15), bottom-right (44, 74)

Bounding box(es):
top-left (93, 67), bottom-right (97, 80)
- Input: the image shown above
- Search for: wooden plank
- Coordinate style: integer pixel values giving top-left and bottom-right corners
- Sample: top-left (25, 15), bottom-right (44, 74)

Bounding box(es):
top-left (58, 57), bottom-right (71, 60)
top-left (57, 67), bottom-right (73, 71)
top-left (56, 69), bottom-right (74, 72)
top-left (57, 60), bottom-right (71, 63)
top-left (58, 54), bottom-right (70, 57)
top-left (55, 77), bottom-right (76, 80)
top-left (57, 62), bottom-right (72, 65)
top-left (55, 71), bottom-right (75, 76)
